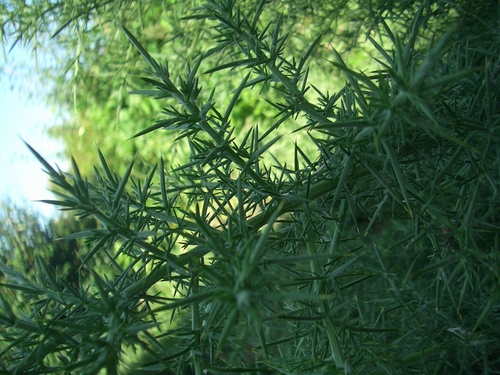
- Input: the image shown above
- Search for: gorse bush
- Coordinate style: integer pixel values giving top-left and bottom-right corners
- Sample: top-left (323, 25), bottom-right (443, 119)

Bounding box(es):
top-left (1, 0), bottom-right (499, 374)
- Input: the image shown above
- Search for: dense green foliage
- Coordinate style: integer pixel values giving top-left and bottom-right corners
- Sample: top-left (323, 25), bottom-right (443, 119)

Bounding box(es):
top-left (1, 0), bottom-right (500, 374)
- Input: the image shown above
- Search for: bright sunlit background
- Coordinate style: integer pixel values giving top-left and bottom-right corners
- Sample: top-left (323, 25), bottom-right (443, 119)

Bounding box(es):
top-left (0, 46), bottom-right (65, 219)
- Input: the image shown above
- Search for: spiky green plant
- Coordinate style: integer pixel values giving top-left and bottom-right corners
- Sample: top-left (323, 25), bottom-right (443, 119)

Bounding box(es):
top-left (1, 1), bottom-right (499, 374)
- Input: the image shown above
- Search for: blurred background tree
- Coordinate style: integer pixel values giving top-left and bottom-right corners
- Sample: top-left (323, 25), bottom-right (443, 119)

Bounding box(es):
top-left (0, 203), bottom-right (98, 310)
top-left (1, 0), bottom-right (464, 179)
